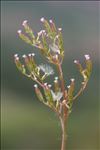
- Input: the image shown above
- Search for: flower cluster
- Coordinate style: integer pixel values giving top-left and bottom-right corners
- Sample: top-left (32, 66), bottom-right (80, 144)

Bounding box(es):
top-left (14, 18), bottom-right (92, 115)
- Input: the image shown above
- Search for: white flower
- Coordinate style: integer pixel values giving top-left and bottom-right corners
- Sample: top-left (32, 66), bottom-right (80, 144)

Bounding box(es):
top-left (38, 30), bottom-right (43, 36)
top-left (39, 64), bottom-right (54, 75)
top-left (22, 20), bottom-right (28, 26)
top-left (74, 60), bottom-right (79, 64)
top-left (70, 78), bottom-right (75, 82)
top-left (67, 85), bottom-right (70, 89)
top-left (14, 54), bottom-right (18, 58)
top-left (49, 19), bottom-right (53, 23)
top-left (32, 53), bottom-right (35, 56)
top-left (40, 17), bottom-right (45, 22)
top-left (34, 84), bottom-right (38, 88)
top-left (51, 90), bottom-right (63, 101)
top-left (84, 54), bottom-right (90, 60)
top-left (55, 76), bottom-right (58, 80)
top-left (58, 28), bottom-right (62, 31)
top-left (15, 57), bottom-right (19, 60)
top-left (28, 53), bottom-right (32, 57)
top-left (17, 30), bottom-right (22, 34)
top-left (49, 43), bottom-right (60, 54)
top-left (48, 84), bottom-right (52, 88)
top-left (22, 54), bottom-right (27, 58)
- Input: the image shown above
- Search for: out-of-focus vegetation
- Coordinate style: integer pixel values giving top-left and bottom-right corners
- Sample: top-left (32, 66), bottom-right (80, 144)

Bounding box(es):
top-left (1, 1), bottom-right (100, 150)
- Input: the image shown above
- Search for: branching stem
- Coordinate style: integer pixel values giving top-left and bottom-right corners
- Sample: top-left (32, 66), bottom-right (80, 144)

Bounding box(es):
top-left (56, 62), bottom-right (69, 150)
top-left (73, 81), bottom-right (88, 100)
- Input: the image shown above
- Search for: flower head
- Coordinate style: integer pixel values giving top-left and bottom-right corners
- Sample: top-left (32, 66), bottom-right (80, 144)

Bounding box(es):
top-left (84, 54), bottom-right (90, 60)
top-left (74, 60), bottom-right (79, 64)
top-left (49, 19), bottom-right (53, 23)
top-left (67, 85), bottom-right (70, 89)
top-left (17, 30), bottom-right (22, 34)
top-left (70, 78), bottom-right (75, 82)
top-left (22, 20), bottom-right (28, 26)
top-left (14, 54), bottom-right (18, 58)
top-left (34, 84), bottom-right (38, 88)
top-left (58, 28), bottom-right (62, 31)
top-left (40, 17), bottom-right (45, 22)
top-left (55, 76), bottom-right (58, 80)
top-left (22, 54), bottom-right (27, 58)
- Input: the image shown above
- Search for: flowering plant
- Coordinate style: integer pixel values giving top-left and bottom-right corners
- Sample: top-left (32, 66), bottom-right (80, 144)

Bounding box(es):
top-left (14, 18), bottom-right (92, 150)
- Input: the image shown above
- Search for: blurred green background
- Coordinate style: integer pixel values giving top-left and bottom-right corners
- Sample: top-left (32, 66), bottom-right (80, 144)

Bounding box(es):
top-left (1, 1), bottom-right (100, 150)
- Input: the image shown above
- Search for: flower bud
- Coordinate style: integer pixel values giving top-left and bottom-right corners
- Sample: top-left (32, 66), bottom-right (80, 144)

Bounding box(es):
top-left (14, 54), bottom-right (18, 58)
top-left (58, 28), bottom-right (62, 31)
top-left (34, 85), bottom-right (45, 102)
top-left (34, 84), bottom-right (38, 88)
top-left (22, 20), bottom-right (28, 26)
top-left (17, 30), bottom-right (22, 34)
top-left (70, 78), bottom-right (75, 82)
top-left (84, 54), bottom-right (90, 60)
top-left (40, 17), bottom-right (45, 22)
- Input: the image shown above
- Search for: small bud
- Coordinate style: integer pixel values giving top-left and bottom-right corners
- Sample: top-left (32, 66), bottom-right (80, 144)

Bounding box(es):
top-left (74, 60), bottom-right (79, 64)
top-left (70, 78), bottom-right (75, 82)
top-left (48, 84), bottom-right (52, 88)
top-left (84, 54), bottom-right (90, 60)
top-left (22, 20), bottom-right (28, 26)
top-left (38, 30), bottom-right (43, 36)
top-left (28, 53), bottom-right (32, 57)
top-left (55, 77), bottom-right (58, 80)
top-left (15, 57), bottom-right (19, 61)
top-left (67, 85), bottom-right (70, 89)
top-left (54, 80), bottom-right (57, 83)
top-left (17, 30), bottom-right (22, 34)
top-left (14, 54), bottom-right (18, 58)
top-left (58, 28), bottom-right (62, 31)
top-left (40, 17), bottom-right (45, 22)
top-left (22, 54), bottom-right (27, 58)
top-left (42, 30), bottom-right (46, 33)
top-left (32, 53), bottom-right (35, 56)
top-left (44, 83), bottom-right (47, 86)
top-left (34, 84), bottom-right (38, 88)
top-left (49, 19), bottom-right (53, 23)
top-left (56, 35), bottom-right (59, 39)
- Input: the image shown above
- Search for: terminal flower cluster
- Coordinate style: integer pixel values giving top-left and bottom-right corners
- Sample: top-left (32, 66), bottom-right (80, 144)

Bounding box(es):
top-left (14, 18), bottom-right (92, 150)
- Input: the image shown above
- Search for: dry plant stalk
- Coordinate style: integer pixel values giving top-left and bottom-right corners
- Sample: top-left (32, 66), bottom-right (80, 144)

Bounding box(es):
top-left (14, 18), bottom-right (92, 150)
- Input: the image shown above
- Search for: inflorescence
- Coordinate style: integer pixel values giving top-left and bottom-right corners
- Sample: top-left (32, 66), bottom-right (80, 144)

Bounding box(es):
top-left (14, 18), bottom-right (92, 114)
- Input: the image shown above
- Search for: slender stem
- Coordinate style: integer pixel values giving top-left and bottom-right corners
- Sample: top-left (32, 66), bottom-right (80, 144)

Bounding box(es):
top-left (73, 81), bottom-right (87, 100)
top-left (30, 75), bottom-right (44, 88)
top-left (60, 116), bottom-right (67, 150)
top-left (56, 63), bottom-right (69, 150)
